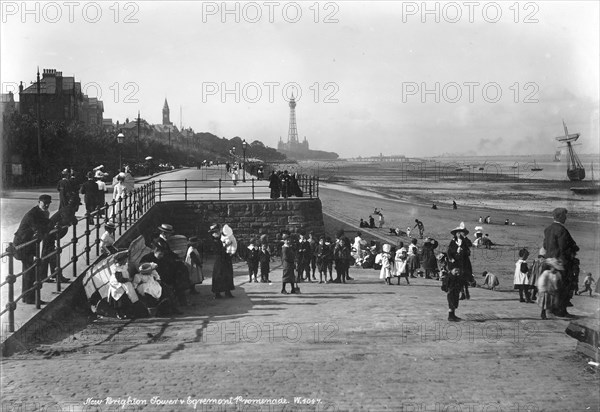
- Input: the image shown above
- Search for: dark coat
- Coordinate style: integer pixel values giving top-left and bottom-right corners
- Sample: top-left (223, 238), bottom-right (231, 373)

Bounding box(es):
top-left (80, 179), bottom-right (100, 209)
top-left (447, 236), bottom-right (473, 279)
top-left (209, 236), bottom-right (235, 293)
top-left (543, 222), bottom-right (579, 270)
top-left (57, 178), bottom-right (75, 209)
top-left (421, 240), bottom-right (439, 271)
top-left (268, 173), bottom-right (280, 199)
top-left (13, 206), bottom-right (50, 260)
top-left (281, 244), bottom-right (296, 283)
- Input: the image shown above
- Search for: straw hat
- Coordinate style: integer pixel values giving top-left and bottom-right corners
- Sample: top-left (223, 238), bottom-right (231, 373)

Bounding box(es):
top-left (158, 223), bottom-right (174, 233)
top-left (139, 262), bottom-right (158, 274)
top-left (450, 222), bottom-right (469, 235)
top-left (105, 222), bottom-right (116, 230)
top-left (208, 223), bottom-right (220, 233)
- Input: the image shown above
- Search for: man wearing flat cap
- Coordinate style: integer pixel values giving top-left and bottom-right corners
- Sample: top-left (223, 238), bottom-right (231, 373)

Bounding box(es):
top-left (12, 195), bottom-right (52, 304)
top-left (543, 207), bottom-right (579, 316)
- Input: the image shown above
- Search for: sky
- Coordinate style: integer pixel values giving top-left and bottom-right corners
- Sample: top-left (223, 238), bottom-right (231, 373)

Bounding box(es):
top-left (1, 0), bottom-right (599, 158)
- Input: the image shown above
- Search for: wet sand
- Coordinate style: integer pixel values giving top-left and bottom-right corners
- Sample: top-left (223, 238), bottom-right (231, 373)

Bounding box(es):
top-left (319, 180), bottom-right (600, 293)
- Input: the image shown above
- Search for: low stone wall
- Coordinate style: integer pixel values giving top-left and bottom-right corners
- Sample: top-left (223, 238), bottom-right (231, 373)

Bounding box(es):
top-left (135, 198), bottom-right (325, 245)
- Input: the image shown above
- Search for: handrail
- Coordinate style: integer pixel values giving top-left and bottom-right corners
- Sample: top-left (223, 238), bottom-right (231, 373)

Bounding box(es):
top-left (0, 181), bottom-right (155, 333)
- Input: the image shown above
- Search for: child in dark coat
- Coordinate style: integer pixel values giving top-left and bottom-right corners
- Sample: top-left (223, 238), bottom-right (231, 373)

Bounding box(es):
top-left (442, 268), bottom-right (463, 321)
top-left (246, 238), bottom-right (260, 283)
top-left (258, 242), bottom-right (271, 283)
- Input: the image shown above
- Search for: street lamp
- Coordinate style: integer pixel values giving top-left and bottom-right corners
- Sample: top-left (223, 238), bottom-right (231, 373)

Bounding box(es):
top-left (242, 139), bottom-right (247, 182)
top-left (117, 131), bottom-right (125, 171)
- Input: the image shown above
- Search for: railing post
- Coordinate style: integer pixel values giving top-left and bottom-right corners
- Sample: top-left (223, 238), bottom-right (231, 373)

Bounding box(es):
top-left (71, 222), bottom-right (77, 279)
top-left (218, 179), bottom-right (222, 200)
top-left (6, 243), bottom-right (16, 332)
top-left (85, 215), bottom-right (91, 266)
top-left (34, 239), bottom-right (41, 310)
top-left (252, 178), bottom-right (255, 199)
top-left (309, 177), bottom-right (313, 198)
top-left (316, 177), bottom-right (319, 198)
top-left (185, 179), bottom-right (188, 201)
top-left (158, 180), bottom-right (162, 202)
top-left (123, 193), bottom-right (128, 231)
top-left (55, 223), bottom-right (63, 293)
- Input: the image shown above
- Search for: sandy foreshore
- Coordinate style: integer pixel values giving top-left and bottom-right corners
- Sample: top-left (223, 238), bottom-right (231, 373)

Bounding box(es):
top-left (318, 181), bottom-right (600, 293)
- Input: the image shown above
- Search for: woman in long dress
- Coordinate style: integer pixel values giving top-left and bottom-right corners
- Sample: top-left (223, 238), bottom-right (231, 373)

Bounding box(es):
top-left (209, 223), bottom-right (235, 299)
top-left (447, 223), bottom-right (473, 300)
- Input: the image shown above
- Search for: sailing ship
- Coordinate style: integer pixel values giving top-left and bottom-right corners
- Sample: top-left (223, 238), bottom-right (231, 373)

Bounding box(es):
top-left (555, 120), bottom-right (585, 181)
top-left (570, 163), bottom-right (600, 195)
top-left (531, 160), bottom-right (543, 172)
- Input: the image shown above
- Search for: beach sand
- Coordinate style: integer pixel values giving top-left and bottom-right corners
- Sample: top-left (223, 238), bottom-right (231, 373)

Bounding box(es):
top-left (318, 181), bottom-right (600, 294)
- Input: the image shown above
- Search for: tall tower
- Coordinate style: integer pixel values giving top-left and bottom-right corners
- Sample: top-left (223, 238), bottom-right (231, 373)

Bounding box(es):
top-left (162, 98), bottom-right (171, 126)
top-left (287, 95), bottom-right (298, 145)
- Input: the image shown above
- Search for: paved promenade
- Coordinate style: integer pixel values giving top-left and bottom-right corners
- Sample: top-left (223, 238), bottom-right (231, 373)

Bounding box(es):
top-left (1, 259), bottom-right (598, 411)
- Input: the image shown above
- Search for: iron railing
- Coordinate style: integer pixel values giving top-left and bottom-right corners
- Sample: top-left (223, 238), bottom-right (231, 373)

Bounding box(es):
top-left (155, 175), bottom-right (319, 201)
top-left (0, 182), bottom-right (155, 333)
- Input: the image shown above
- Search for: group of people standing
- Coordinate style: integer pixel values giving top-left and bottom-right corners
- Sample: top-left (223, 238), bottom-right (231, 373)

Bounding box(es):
top-left (269, 170), bottom-right (303, 199)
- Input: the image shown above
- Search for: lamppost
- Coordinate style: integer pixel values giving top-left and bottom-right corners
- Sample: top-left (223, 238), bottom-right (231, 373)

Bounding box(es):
top-left (117, 131), bottom-right (125, 171)
top-left (242, 140), bottom-right (247, 182)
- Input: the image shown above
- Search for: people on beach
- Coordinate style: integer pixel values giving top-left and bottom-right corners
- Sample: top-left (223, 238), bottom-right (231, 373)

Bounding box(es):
top-left (369, 215), bottom-right (375, 229)
top-left (447, 223), bottom-right (473, 300)
top-left (528, 248), bottom-right (545, 301)
top-left (442, 268), bottom-right (462, 321)
top-left (413, 219), bottom-right (425, 239)
top-left (333, 231), bottom-right (351, 283)
top-left (513, 248), bottom-right (532, 303)
top-left (543, 207), bottom-right (579, 317)
top-left (394, 244), bottom-right (410, 285)
top-left (452, 200), bottom-right (457, 210)
top-left (376, 244), bottom-right (394, 285)
top-left (481, 271), bottom-right (499, 290)
top-left (482, 234), bottom-right (494, 249)
top-left (406, 238), bottom-right (420, 278)
top-left (421, 238), bottom-right (439, 279)
top-left (578, 272), bottom-right (596, 296)
top-left (536, 258), bottom-right (563, 320)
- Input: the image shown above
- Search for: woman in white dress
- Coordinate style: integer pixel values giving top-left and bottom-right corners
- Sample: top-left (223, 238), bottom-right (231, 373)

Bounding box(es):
top-left (108, 251), bottom-right (139, 319)
top-left (112, 173), bottom-right (128, 222)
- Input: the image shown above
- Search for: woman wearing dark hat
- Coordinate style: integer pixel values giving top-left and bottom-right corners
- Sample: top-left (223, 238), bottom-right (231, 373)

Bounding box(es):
top-left (447, 222), bottom-right (473, 300)
top-left (80, 171), bottom-right (100, 224)
top-left (209, 223), bottom-right (235, 298)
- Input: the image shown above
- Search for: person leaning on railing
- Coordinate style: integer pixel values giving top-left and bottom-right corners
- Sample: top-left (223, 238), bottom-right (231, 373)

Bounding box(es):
top-left (11, 194), bottom-right (52, 305)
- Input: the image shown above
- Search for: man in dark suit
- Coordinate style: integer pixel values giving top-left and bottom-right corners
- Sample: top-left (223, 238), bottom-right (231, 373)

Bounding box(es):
top-left (43, 196), bottom-right (80, 283)
top-left (543, 207), bottom-right (579, 316)
top-left (13, 195), bottom-right (52, 304)
top-left (80, 171), bottom-right (100, 224)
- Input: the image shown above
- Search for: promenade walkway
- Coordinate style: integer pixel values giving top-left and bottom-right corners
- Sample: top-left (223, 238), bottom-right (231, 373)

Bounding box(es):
top-left (1, 259), bottom-right (598, 411)
top-left (0, 166), bottom-right (270, 342)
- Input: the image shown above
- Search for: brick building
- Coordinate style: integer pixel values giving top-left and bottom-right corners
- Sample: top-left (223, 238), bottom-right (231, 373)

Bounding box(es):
top-left (19, 69), bottom-right (103, 127)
